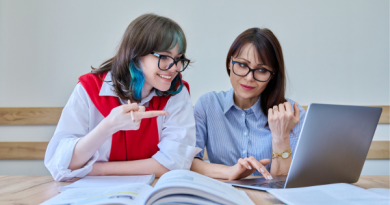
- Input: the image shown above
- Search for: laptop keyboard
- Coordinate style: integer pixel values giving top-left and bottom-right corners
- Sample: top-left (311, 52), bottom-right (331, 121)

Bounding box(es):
top-left (251, 180), bottom-right (286, 188)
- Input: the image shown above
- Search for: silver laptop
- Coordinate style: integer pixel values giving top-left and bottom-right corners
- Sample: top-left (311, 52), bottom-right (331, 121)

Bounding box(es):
top-left (226, 103), bottom-right (382, 190)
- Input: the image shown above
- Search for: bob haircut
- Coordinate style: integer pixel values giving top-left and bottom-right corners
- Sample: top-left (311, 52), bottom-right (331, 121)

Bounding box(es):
top-left (92, 13), bottom-right (187, 102)
top-left (226, 28), bottom-right (287, 123)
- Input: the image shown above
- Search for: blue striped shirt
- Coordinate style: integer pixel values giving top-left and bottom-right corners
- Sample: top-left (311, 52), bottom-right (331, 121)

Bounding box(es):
top-left (194, 88), bottom-right (306, 176)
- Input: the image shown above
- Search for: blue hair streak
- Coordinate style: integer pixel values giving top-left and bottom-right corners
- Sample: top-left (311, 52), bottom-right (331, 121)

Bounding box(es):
top-left (166, 74), bottom-right (183, 95)
top-left (129, 61), bottom-right (145, 101)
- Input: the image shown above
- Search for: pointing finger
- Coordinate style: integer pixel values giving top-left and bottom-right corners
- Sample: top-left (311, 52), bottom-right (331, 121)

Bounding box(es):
top-left (134, 110), bottom-right (169, 120)
top-left (246, 157), bottom-right (273, 180)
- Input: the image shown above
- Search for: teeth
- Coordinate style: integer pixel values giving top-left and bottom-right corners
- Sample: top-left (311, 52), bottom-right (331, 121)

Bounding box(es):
top-left (158, 74), bottom-right (172, 79)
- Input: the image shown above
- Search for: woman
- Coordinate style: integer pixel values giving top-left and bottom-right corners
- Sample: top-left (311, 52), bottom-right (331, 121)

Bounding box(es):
top-left (191, 28), bottom-right (306, 180)
top-left (45, 14), bottom-right (200, 182)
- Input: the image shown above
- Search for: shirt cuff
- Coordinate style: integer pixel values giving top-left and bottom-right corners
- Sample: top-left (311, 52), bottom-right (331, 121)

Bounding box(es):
top-left (48, 138), bottom-right (99, 181)
top-left (152, 139), bottom-right (202, 170)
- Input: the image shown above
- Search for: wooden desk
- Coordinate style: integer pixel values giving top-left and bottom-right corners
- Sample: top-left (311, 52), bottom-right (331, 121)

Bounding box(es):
top-left (0, 175), bottom-right (388, 205)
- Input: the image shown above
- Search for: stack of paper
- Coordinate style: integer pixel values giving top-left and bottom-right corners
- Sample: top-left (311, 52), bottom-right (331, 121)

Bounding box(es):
top-left (267, 183), bottom-right (390, 205)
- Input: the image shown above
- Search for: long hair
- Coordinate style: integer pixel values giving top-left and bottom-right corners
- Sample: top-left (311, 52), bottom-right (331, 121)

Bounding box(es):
top-left (92, 13), bottom-right (187, 102)
top-left (226, 28), bottom-right (286, 125)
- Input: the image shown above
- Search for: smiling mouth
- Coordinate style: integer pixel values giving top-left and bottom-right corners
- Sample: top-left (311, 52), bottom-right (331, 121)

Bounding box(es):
top-left (157, 74), bottom-right (173, 80)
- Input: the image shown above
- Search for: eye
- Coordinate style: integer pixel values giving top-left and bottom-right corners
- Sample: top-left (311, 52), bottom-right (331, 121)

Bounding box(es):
top-left (160, 55), bottom-right (168, 60)
top-left (255, 68), bottom-right (269, 74)
top-left (238, 63), bottom-right (247, 68)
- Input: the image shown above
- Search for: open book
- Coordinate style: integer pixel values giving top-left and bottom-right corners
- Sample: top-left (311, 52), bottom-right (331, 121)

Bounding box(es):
top-left (267, 183), bottom-right (390, 205)
top-left (41, 170), bottom-right (254, 205)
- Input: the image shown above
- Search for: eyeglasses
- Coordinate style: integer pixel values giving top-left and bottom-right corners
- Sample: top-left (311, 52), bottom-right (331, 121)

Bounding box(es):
top-left (151, 52), bottom-right (190, 72)
top-left (231, 57), bottom-right (274, 82)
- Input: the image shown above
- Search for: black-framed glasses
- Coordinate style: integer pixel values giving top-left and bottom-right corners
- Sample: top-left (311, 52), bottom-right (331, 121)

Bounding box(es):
top-left (151, 52), bottom-right (190, 72)
top-left (231, 57), bottom-right (274, 82)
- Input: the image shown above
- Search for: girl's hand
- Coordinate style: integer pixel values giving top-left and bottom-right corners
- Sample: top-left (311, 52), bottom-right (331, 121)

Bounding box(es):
top-left (104, 102), bottom-right (168, 133)
top-left (225, 157), bottom-right (271, 181)
top-left (268, 102), bottom-right (300, 141)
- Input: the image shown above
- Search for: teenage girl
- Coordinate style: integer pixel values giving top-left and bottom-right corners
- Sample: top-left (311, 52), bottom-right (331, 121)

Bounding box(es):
top-left (45, 14), bottom-right (200, 181)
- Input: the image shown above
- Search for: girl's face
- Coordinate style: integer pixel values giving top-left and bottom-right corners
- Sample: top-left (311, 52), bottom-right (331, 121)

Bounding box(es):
top-left (140, 43), bottom-right (182, 93)
top-left (229, 43), bottom-right (274, 101)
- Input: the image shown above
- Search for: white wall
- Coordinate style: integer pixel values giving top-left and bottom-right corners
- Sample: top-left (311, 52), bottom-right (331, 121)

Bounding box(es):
top-left (0, 0), bottom-right (389, 176)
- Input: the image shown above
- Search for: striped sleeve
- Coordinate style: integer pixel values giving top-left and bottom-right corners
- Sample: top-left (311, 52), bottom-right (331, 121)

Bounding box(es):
top-left (194, 95), bottom-right (208, 159)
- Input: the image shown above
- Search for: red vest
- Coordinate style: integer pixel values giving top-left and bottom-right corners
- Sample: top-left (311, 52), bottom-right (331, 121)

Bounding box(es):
top-left (79, 72), bottom-right (189, 161)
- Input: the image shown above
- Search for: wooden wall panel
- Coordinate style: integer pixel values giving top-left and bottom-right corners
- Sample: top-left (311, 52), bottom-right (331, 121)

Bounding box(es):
top-left (0, 108), bottom-right (63, 125)
top-left (0, 142), bottom-right (48, 160)
top-left (0, 141), bottom-right (387, 160)
top-left (0, 106), bottom-right (387, 125)
top-left (366, 141), bottom-right (390, 159)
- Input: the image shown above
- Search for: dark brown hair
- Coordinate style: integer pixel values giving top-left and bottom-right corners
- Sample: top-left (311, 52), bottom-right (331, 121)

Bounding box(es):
top-left (92, 13), bottom-right (187, 102)
top-left (226, 28), bottom-right (286, 122)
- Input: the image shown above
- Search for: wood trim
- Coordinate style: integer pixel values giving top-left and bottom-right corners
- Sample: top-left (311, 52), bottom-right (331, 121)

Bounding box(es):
top-left (366, 141), bottom-right (390, 159)
top-left (301, 105), bottom-right (389, 124)
top-left (0, 106), bottom-right (388, 125)
top-left (0, 141), bottom-right (388, 160)
top-left (202, 141), bottom-right (389, 160)
top-left (0, 142), bottom-right (48, 160)
top-left (0, 108), bottom-right (63, 125)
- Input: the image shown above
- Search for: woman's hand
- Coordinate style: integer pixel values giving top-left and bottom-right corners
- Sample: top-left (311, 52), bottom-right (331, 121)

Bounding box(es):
top-left (268, 102), bottom-right (300, 141)
top-left (103, 102), bottom-right (169, 134)
top-left (225, 157), bottom-right (271, 181)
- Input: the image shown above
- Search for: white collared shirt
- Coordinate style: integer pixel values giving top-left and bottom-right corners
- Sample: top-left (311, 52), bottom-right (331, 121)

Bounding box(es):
top-left (44, 72), bottom-right (201, 181)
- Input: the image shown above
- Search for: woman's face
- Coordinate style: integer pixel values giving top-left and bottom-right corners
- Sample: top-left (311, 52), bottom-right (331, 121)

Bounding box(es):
top-left (229, 43), bottom-right (274, 100)
top-left (139, 43), bottom-right (182, 92)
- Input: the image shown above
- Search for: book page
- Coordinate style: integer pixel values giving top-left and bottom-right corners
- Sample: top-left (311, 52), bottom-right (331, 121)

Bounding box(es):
top-left (41, 183), bottom-right (153, 205)
top-left (148, 170), bottom-right (254, 205)
top-left (267, 183), bottom-right (390, 205)
top-left (59, 175), bottom-right (154, 191)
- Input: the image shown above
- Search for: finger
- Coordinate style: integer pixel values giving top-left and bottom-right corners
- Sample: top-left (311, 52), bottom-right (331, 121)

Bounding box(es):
top-left (238, 158), bottom-right (252, 170)
top-left (122, 103), bottom-right (139, 113)
top-left (293, 102), bottom-right (300, 119)
top-left (259, 158), bottom-right (271, 166)
top-left (284, 101), bottom-right (293, 114)
top-left (246, 157), bottom-right (273, 180)
top-left (135, 110), bottom-right (169, 120)
top-left (273, 105), bottom-right (279, 113)
top-left (278, 103), bottom-right (285, 113)
top-left (268, 108), bottom-right (273, 118)
top-left (138, 106), bottom-right (145, 112)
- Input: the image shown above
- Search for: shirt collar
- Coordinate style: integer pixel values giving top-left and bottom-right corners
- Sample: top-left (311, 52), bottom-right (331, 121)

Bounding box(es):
top-left (223, 88), bottom-right (236, 114)
top-left (223, 88), bottom-right (262, 120)
top-left (99, 71), bottom-right (157, 106)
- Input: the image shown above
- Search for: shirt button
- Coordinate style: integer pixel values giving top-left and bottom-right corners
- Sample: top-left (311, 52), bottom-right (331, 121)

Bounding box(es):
top-left (244, 132), bottom-right (247, 135)
top-left (242, 113), bottom-right (245, 116)
top-left (243, 150), bottom-right (247, 154)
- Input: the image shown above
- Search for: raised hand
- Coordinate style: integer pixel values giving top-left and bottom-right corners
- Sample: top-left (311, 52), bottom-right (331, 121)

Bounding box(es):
top-left (268, 102), bottom-right (300, 140)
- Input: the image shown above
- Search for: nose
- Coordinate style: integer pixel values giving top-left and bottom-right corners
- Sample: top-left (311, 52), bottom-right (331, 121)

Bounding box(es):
top-left (166, 62), bottom-right (178, 73)
top-left (245, 71), bottom-right (255, 82)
